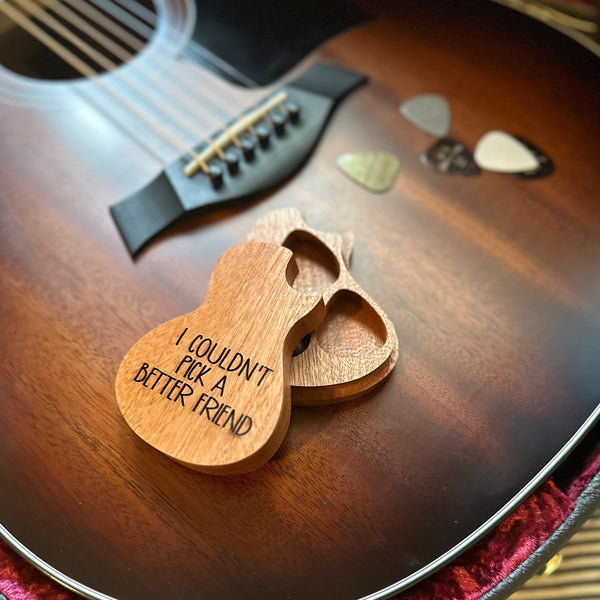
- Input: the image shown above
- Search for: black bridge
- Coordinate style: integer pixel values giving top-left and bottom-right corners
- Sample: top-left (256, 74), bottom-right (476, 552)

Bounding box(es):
top-left (110, 63), bottom-right (367, 256)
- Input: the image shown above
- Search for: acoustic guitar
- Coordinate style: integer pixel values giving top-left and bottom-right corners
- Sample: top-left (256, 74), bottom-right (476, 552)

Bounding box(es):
top-left (1, 0), bottom-right (599, 599)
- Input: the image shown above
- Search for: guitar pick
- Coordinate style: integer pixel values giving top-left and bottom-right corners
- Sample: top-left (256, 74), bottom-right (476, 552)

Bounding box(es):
top-left (512, 136), bottom-right (554, 179)
top-left (422, 137), bottom-right (480, 175)
top-left (399, 94), bottom-right (451, 137)
top-left (336, 152), bottom-right (399, 192)
top-left (474, 130), bottom-right (540, 173)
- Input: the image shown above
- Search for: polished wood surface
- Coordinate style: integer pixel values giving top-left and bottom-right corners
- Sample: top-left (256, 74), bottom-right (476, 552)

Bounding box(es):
top-left (1, 0), bottom-right (599, 598)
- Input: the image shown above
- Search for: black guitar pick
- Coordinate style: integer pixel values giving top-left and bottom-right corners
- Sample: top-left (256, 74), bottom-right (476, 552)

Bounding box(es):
top-left (422, 137), bottom-right (480, 175)
top-left (512, 136), bottom-right (554, 179)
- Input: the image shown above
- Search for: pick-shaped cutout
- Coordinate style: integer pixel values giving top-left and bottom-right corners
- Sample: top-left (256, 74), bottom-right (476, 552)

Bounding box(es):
top-left (336, 152), bottom-right (399, 193)
top-left (474, 130), bottom-right (540, 173)
top-left (400, 94), bottom-right (451, 137)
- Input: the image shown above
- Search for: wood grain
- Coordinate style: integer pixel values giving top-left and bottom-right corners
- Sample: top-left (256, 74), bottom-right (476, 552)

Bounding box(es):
top-left (248, 208), bottom-right (399, 404)
top-left (0, 0), bottom-right (599, 599)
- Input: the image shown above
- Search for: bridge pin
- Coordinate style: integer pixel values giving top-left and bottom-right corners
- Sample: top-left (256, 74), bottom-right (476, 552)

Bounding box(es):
top-left (272, 112), bottom-right (287, 135)
top-left (209, 165), bottom-right (223, 188)
top-left (225, 151), bottom-right (240, 175)
top-left (256, 124), bottom-right (271, 148)
top-left (241, 138), bottom-right (256, 161)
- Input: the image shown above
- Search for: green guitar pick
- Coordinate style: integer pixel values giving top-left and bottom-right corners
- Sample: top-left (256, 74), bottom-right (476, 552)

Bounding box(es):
top-left (336, 152), bottom-right (400, 193)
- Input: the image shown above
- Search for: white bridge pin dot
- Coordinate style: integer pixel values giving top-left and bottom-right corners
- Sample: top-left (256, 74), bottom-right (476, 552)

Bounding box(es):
top-left (474, 130), bottom-right (540, 173)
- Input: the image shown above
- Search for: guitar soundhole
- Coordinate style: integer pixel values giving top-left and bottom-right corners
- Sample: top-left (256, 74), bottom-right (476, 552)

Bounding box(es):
top-left (0, 0), bottom-right (156, 80)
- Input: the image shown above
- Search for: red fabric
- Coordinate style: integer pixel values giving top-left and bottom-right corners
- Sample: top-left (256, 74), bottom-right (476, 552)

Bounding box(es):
top-left (1, 442), bottom-right (599, 600)
top-left (395, 481), bottom-right (574, 600)
top-left (0, 544), bottom-right (77, 600)
top-left (567, 440), bottom-right (600, 500)
top-left (396, 440), bottom-right (600, 600)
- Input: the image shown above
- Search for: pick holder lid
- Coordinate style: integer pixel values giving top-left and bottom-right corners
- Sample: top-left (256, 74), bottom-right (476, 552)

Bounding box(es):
top-left (115, 242), bottom-right (324, 475)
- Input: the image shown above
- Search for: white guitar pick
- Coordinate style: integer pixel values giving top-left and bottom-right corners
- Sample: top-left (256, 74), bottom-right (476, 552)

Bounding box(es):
top-left (399, 94), bottom-right (451, 137)
top-left (474, 131), bottom-right (540, 173)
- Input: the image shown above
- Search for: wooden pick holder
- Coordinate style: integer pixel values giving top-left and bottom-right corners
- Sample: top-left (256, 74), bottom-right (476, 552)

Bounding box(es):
top-left (248, 208), bottom-right (398, 405)
top-left (116, 242), bottom-right (324, 475)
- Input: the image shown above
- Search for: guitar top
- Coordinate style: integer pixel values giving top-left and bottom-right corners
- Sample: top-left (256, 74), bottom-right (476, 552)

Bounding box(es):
top-left (1, 0), bottom-right (599, 599)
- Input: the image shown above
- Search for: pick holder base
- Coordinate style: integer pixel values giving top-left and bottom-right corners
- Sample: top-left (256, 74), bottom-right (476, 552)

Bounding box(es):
top-left (248, 208), bottom-right (399, 405)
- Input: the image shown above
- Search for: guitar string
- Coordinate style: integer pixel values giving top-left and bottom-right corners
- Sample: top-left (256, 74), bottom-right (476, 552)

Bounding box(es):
top-left (65, 0), bottom-right (264, 135)
top-left (2, 0), bottom-right (282, 172)
top-left (87, 0), bottom-right (151, 38)
top-left (63, 0), bottom-right (142, 51)
top-left (67, 0), bottom-right (261, 134)
top-left (81, 0), bottom-right (261, 113)
top-left (14, 0), bottom-right (232, 165)
top-left (66, 0), bottom-right (260, 133)
top-left (49, 0), bottom-right (243, 148)
top-left (0, 0), bottom-right (211, 172)
top-left (108, 0), bottom-right (260, 88)
top-left (108, 0), bottom-right (153, 29)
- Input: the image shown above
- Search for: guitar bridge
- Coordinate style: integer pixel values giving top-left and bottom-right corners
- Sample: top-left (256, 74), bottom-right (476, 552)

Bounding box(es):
top-left (110, 63), bottom-right (367, 256)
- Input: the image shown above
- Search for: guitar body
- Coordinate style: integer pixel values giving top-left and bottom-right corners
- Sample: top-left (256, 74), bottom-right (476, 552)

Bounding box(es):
top-left (1, 1), bottom-right (599, 599)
